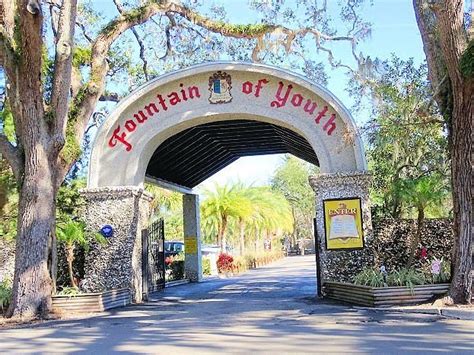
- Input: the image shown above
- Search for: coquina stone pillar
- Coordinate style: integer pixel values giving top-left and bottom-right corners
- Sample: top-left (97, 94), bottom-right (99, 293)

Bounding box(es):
top-left (183, 194), bottom-right (202, 282)
top-left (80, 186), bottom-right (153, 303)
top-left (309, 172), bottom-right (374, 285)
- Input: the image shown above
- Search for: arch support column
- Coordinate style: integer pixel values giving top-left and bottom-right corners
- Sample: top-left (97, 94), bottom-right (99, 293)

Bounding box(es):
top-left (80, 187), bottom-right (153, 303)
top-left (183, 194), bottom-right (202, 282)
top-left (309, 172), bottom-right (374, 286)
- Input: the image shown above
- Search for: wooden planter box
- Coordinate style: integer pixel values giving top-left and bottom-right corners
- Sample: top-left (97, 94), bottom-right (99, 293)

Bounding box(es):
top-left (52, 288), bottom-right (131, 313)
top-left (324, 282), bottom-right (450, 307)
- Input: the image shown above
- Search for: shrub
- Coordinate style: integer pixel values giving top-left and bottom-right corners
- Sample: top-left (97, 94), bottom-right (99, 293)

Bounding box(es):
top-left (353, 268), bottom-right (385, 287)
top-left (57, 286), bottom-right (81, 296)
top-left (170, 260), bottom-right (185, 280)
top-left (166, 253), bottom-right (185, 281)
top-left (387, 267), bottom-right (426, 292)
top-left (232, 256), bottom-right (248, 274)
top-left (0, 279), bottom-right (12, 316)
top-left (217, 253), bottom-right (234, 273)
top-left (202, 257), bottom-right (212, 275)
top-left (244, 253), bottom-right (257, 269)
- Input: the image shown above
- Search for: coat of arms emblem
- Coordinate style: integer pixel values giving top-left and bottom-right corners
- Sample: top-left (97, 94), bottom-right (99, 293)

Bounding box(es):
top-left (208, 71), bottom-right (232, 104)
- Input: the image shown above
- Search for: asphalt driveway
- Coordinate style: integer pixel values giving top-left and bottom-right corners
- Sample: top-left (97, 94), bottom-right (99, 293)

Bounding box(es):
top-left (0, 256), bottom-right (472, 354)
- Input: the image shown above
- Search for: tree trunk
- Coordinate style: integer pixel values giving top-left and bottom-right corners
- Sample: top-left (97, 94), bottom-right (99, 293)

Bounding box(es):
top-left (218, 215), bottom-right (228, 253)
top-left (239, 219), bottom-right (245, 256)
top-left (7, 147), bottom-right (57, 318)
top-left (413, 0), bottom-right (473, 304)
top-left (407, 205), bottom-right (424, 267)
top-left (449, 80), bottom-right (473, 303)
top-left (65, 244), bottom-right (77, 288)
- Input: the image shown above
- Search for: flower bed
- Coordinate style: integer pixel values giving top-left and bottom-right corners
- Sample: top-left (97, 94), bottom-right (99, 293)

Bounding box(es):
top-left (52, 288), bottom-right (131, 313)
top-left (325, 258), bottom-right (452, 307)
top-left (324, 282), bottom-right (450, 307)
top-left (217, 250), bottom-right (284, 276)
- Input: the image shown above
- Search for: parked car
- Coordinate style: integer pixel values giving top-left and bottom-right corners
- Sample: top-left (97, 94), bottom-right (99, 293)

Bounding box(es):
top-left (165, 241), bottom-right (185, 258)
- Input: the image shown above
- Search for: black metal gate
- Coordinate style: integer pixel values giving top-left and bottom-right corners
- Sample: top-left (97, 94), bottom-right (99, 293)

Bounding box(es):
top-left (142, 218), bottom-right (165, 298)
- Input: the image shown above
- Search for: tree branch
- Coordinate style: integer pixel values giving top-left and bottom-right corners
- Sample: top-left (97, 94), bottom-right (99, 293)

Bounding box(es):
top-left (413, 0), bottom-right (452, 117)
top-left (0, 133), bottom-right (22, 180)
top-left (113, 0), bottom-right (150, 81)
top-left (430, 0), bottom-right (469, 88)
top-left (49, 0), bottom-right (77, 152)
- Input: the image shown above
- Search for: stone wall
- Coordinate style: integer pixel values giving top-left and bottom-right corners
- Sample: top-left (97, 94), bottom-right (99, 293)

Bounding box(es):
top-left (0, 238), bottom-right (15, 283)
top-left (321, 218), bottom-right (453, 282)
top-left (372, 218), bottom-right (453, 271)
top-left (80, 187), bottom-right (152, 302)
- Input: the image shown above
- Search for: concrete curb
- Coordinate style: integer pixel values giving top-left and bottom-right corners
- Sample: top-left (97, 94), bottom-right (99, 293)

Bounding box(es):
top-left (353, 306), bottom-right (474, 320)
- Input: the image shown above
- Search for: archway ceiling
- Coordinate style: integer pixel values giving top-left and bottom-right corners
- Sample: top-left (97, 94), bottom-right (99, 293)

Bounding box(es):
top-left (146, 119), bottom-right (319, 188)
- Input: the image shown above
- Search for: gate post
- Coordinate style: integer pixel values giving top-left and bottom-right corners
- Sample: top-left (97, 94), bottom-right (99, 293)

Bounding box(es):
top-left (183, 193), bottom-right (202, 282)
top-left (80, 186), bottom-right (153, 303)
top-left (309, 172), bottom-right (374, 286)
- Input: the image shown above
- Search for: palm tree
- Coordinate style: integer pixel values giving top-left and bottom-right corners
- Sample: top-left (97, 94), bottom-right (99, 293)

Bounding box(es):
top-left (56, 218), bottom-right (106, 289)
top-left (401, 174), bottom-right (449, 266)
top-left (245, 187), bottom-right (293, 252)
top-left (201, 182), bottom-right (252, 252)
top-left (56, 219), bottom-right (88, 289)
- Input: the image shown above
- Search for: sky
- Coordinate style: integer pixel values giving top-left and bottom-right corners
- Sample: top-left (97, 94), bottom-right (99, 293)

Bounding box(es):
top-left (196, 0), bottom-right (427, 190)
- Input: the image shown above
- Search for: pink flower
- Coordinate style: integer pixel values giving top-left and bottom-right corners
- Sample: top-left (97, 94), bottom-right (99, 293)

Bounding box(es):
top-left (431, 259), bottom-right (441, 275)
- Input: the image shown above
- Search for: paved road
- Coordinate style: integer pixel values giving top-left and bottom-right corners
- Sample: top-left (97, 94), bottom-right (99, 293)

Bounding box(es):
top-left (0, 256), bottom-right (473, 354)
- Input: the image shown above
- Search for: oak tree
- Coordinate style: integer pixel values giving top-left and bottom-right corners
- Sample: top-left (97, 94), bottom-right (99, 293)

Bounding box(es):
top-left (413, 0), bottom-right (473, 303)
top-left (0, 0), bottom-right (370, 318)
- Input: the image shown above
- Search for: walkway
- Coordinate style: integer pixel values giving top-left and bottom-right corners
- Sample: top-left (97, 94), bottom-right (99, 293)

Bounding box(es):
top-left (0, 256), bottom-right (473, 354)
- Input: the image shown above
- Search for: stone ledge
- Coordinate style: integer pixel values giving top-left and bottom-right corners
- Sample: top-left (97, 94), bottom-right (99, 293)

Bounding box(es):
top-left (80, 186), bottom-right (154, 202)
top-left (309, 171), bottom-right (372, 190)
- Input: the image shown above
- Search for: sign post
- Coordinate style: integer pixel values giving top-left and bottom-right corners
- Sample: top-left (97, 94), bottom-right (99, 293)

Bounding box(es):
top-left (313, 218), bottom-right (323, 298)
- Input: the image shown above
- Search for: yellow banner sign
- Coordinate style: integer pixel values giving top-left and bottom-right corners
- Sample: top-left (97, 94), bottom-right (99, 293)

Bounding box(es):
top-left (184, 236), bottom-right (198, 254)
top-left (323, 198), bottom-right (364, 250)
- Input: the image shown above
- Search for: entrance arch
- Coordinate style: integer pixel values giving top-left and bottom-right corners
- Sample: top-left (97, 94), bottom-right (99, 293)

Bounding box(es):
top-left (81, 63), bottom-right (372, 302)
top-left (88, 62), bottom-right (366, 188)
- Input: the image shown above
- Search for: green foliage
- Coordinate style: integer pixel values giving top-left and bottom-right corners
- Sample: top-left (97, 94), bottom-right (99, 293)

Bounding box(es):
top-left (354, 266), bottom-right (428, 292)
top-left (386, 267), bottom-right (426, 292)
top-left (202, 257), bottom-right (212, 276)
top-left (353, 268), bottom-right (385, 287)
top-left (56, 219), bottom-right (88, 249)
top-left (399, 174), bottom-right (449, 217)
top-left (0, 155), bottom-right (18, 240)
top-left (459, 40), bottom-right (474, 78)
top-left (364, 56), bottom-right (451, 219)
top-left (146, 184), bottom-right (183, 240)
top-left (72, 47), bottom-right (92, 67)
top-left (0, 279), bottom-right (12, 315)
top-left (56, 286), bottom-right (81, 297)
top-left (271, 155), bottom-right (317, 244)
top-left (200, 181), bottom-right (293, 252)
top-left (0, 107), bottom-right (16, 142)
top-left (57, 179), bottom-right (86, 218)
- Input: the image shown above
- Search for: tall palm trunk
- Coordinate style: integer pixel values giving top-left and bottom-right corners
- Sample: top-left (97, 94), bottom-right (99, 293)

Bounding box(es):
top-left (239, 218), bottom-right (245, 256)
top-left (65, 244), bottom-right (77, 288)
top-left (407, 205), bottom-right (424, 267)
top-left (218, 215), bottom-right (228, 253)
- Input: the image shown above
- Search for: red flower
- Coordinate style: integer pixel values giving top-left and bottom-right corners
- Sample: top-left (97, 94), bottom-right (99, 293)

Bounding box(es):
top-left (420, 247), bottom-right (428, 259)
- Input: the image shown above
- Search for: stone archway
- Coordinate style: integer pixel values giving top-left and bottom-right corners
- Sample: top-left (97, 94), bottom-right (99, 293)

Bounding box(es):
top-left (81, 62), bottom-right (371, 302)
